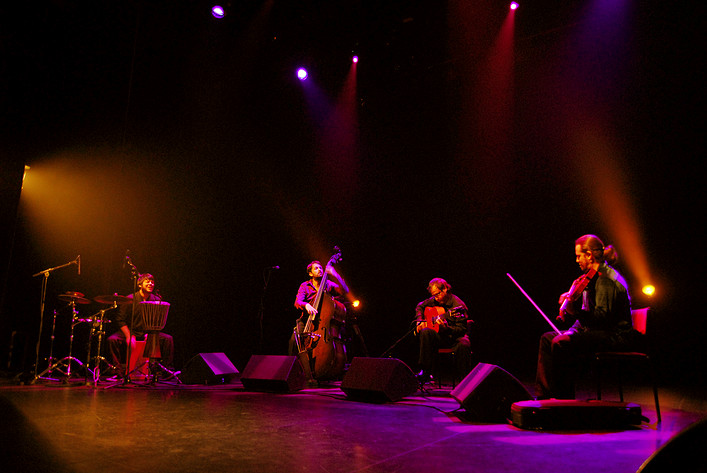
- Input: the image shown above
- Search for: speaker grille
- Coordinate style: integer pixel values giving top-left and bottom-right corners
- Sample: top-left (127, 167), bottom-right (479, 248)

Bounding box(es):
top-left (451, 363), bottom-right (532, 422)
top-left (240, 355), bottom-right (306, 392)
top-left (341, 357), bottom-right (418, 402)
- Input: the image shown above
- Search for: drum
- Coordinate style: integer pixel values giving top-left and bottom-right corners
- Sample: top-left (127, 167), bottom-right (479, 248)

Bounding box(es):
top-left (139, 301), bottom-right (170, 359)
top-left (140, 301), bottom-right (170, 331)
top-left (127, 339), bottom-right (149, 380)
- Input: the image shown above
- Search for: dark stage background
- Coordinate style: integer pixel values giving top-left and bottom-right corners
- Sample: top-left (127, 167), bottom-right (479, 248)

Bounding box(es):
top-left (0, 1), bottom-right (702, 385)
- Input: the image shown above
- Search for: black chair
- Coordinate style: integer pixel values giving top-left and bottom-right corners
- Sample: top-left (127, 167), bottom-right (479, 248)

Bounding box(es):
top-left (595, 307), bottom-right (661, 423)
top-left (435, 319), bottom-right (474, 388)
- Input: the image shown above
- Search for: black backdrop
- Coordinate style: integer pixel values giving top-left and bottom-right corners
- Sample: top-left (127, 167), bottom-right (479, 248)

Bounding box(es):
top-left (0, 0), bottom-right (702, 385)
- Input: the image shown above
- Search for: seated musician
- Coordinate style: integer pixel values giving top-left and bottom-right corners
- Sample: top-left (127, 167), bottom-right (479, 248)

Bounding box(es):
top-left (107, 273), bottom-right (174, 377)
top-left (289, 261), bottom-right (349, 357)
top-left (414, 278), bottom-right (471, 385)
top-left (535, 234), bottom-right (635, 399)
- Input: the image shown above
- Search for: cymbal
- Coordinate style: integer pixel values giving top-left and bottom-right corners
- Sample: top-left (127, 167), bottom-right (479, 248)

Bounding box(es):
top-left (93, 294), bottom-right (132, 305)
top-left (58, 291), bottom-right (90, 304)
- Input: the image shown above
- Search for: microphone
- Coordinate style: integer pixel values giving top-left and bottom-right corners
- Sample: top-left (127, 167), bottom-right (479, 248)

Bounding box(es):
top-left (76, 255), bottom-right (81, 275)
top-left (123, 250), bottom-right (130, 269)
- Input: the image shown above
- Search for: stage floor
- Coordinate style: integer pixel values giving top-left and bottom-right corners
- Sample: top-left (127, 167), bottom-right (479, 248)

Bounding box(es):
top-left (1, 373), bottom-right (705, 473)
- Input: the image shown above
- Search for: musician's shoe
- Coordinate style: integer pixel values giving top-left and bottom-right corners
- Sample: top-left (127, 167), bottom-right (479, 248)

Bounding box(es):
top-left (306, 379), bottom-right (320, 388)
top-left (416, 370), bottom-right (433, 386)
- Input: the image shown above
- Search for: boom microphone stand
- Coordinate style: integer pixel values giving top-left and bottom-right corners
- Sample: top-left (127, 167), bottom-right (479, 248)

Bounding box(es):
top-left (30, 256), bottom-right (80, 383)
top-left (123, 255), bottom-right (139, 383)
top-left (379, 321), bottom-right (418, 358)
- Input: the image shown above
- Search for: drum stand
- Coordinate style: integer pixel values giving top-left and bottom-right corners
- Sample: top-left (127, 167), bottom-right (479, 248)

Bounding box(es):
top-left (144, 358), bottom-right (181, 385)
top-left (84, 305), bottom-right (119, 385)
top-left (35, 301), bottom-right (88, 383)
top-left (131, 331), bottom-right (180, 386)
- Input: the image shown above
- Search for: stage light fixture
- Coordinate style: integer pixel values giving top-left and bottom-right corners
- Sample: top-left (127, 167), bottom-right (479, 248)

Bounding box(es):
top-left (510, 2), bottom-right (519, 10)
top-left (642, 285), bottom-right (656, 297)
top-left (352, 56), bottom-right (359, 63)
top-left (297, 68), bottom-right (308, 81)
top-left (212, 5), bottom-right (225, 18)
top-left (22, 165), bottom-right (30, 190)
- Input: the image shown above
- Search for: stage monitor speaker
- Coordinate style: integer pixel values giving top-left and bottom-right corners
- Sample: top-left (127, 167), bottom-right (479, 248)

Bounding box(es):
top-left (240, 355), bottom-right (305, 393)
top-left (180, 352), bottom-right (239, 385)
top-left (341, 357), bottom-right (418, 402)
top-left (638, 418), bottom-right (707, 472)
top-left (451, 362), bottom-right (532, 422)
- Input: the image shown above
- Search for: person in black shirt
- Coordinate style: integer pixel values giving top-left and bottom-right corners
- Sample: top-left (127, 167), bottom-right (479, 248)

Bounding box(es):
top-left (414, 278), bottom-right (471, 385)
top-left (107, 273), bottom-right (174, 376)
top-left (288, 260), bottom-right (348, 356)
top-left (535, 234), bottom-right (634, 399)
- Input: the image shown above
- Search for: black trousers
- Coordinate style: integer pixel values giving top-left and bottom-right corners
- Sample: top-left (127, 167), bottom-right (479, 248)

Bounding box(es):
top-left (107, 331), bottom-right (174, 373)
top-left (535, 329), bottom-right (631, 399)
top-left (417, 328), bottom-right (471, 375)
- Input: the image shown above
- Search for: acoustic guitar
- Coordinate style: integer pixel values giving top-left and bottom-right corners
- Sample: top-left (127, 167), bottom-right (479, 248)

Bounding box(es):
top-left (420, 306), bottom-right (466, 333)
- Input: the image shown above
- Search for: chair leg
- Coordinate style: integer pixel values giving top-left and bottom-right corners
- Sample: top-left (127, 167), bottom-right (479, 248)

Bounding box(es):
top-left (648, 357), bottom-right (661, 423)
top-left (435, 351), bottom-right (455, 388)
top-left (595, 359), bottom-right (603, 400)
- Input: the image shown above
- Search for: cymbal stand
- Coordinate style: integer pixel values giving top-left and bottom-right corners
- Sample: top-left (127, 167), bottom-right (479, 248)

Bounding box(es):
top-left (36, 301), bottom-right (87, 383)
top-left (85, 304), bottom-right (119, 386)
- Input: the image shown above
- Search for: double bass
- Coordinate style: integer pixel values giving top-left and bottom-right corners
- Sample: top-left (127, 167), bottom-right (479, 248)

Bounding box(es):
top-left (297, 248), bottom-right (347, 380)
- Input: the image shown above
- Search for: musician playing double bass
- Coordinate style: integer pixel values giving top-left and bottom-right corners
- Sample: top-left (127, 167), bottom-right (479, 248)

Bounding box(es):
top-left (414, 278), bottom-right (471, 385)
top-left (290, 260), bottom-right (349, 382)
top-left (535, 234), bottom-right (635, 399)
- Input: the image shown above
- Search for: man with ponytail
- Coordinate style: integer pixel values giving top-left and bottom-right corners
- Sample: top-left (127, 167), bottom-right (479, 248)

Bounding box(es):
top-left (535, 234), bottom-right (635, 399)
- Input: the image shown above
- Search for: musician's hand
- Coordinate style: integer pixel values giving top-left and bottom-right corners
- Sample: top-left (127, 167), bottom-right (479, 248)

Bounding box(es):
top-left (558, 292), bottom-right (576, 317)
top-left (305, 303), bottom-right (318, 316)
top-left (415, 321), bottom-right (426, 333)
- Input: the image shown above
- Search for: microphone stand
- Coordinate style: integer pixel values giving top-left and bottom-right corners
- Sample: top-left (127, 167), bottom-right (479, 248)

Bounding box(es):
top-left (379, 322), bottom-right (418, 358)
top-left (30, 257), bottom-right (80, 383)
top-left (124, 257), bottom-right (139, 384)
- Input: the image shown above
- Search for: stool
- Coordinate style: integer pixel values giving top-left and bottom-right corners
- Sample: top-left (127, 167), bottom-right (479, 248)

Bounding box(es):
top-left (436, 348), bottom-right (458, 388)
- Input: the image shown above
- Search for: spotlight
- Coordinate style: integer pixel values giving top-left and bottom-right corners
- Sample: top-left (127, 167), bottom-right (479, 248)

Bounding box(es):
top-left (642, 285), bottom-right (656, 297)
top-left (352, 300), bottom-right (360, 308)
top-left (22, 165), bottom-right (30, 190)
top-left (296, 68), bottom-right (308, 81)
top-left (212, 5), bottom-right (225, 18)
top-left (352, 56), bottom-right (359, 64)
top-left (510, 2), bottom-right (519, 10)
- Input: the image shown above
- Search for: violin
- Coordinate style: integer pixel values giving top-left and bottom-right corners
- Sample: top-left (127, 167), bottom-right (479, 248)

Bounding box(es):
top-left (558, 268), bottom-right (599, 321)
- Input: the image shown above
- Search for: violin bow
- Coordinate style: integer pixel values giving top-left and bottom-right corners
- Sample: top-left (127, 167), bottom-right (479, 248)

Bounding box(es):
top-left (506, 273), bottom-right (562, 335)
